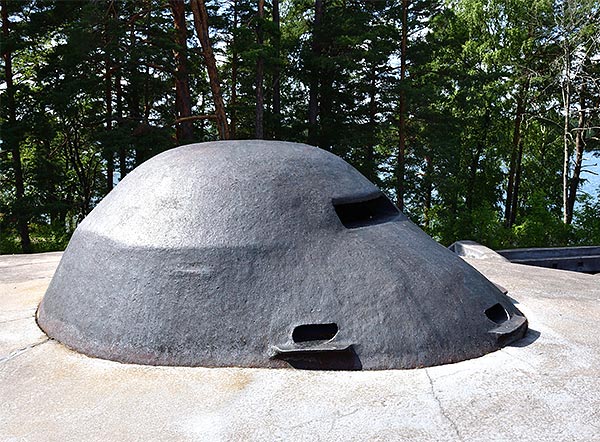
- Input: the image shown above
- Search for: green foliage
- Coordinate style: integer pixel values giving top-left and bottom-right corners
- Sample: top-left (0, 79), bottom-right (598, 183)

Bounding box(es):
top-left (573, 193), bottom-right (600, 244)
top-left (509, 191), bottom-right (573, 247)
top-left (0, 225), bottom-right (69, 254)
top-left (1, 0), bottom-right (599, 254)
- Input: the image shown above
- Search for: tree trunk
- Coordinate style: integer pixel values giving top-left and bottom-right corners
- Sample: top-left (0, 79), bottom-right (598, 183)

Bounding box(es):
top-left (566, 82), bottom-right (586, 224)
top-left (105, 74), bottom-right (114, 192)
top-left (504, 76), bottom-right (529, 227)
top-left (466, 108), bottom-right (491, 211)
top-left (199, 90), bottom-right (207, 139)
top-left (116, 70), bottom-right (127, 178)
top-left (169, 0), bottom-right (194, 144)
top-left (509, 136), bottom-right (525, 227)
top-left (466, 108), bottom-right (490, 211)
top-left (466, 144), bottom-right (482, 211)
top-left (318, 73), bottom-right (333, 152)
top-left (2, 0), bottom-right (32, 253)
top-left (366, 61), bottom-right (377, 182)
top-left (135, 60), bottom-right (151, 165)
top-left (307, 0), bottom-right (323, 146)
top-left (271, 0), bottom-right (281, 139)
top-left (423, 155), bottom-right (433, 229)
top-left (396, 0), bottom-right (408, 211)
top-left (562, 41), bottom-right (571, 224)
top-left (104, 41), bottom-right (114, 192)
top-left (230, 0), bottom-right (238, 139)
top-left (255, 0), bottom-right (265, 139)
top-left (127, 19), bottom-right (145, 166)
top-left (190, 0), bottom-right (230, 140)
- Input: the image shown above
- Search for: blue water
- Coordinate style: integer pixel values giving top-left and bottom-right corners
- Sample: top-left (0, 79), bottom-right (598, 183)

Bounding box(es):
top-left (580, 155), bottom-right (600, 201)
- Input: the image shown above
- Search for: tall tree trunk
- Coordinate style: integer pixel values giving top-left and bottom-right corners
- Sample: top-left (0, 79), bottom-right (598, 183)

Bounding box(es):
top-left (169, 0), bottom-right (194, 144)
top-left (104, 29), bottom-right (114, 193)
top-left (105, 60), bottom-right (114, 192)
top-left (366, 61), bottom-right (377, 182)
top-left (135, 60), bottom-right (151, 165)
top-left (504, 75), bottom-right (529, 227)
top-left (566, 82), bottom-right (586, 224)
top-left (509, 136), bottom-right (525, 227)
top-left (230, 0), bottom-right (238, 139)
top-left (466, 145), bottom-right (482, 211)
top-left (271, 0), bottom-right (281, 139)
top-left (255, 0), bottom-right (265, 139)
top-left (423, 155), bottom-right (433, 229)
top-left (199, 90), bottom-right (207, 139)
top-left (466, 108), bottom-right (490, 211)
top-left (2, 0), bottom-right (32, 253)
top-left (396, 0), bottom-right (408, 211)
top-left (116, 70), bottom-right (127, 178)
top-left (143, 60), bottom-right (151, 122)
top-left (307, 0), bottom-right (323, 146)
top-left (562, 41), bottom-right (571, 224)
top-left (318, 74), bottom-right (333, 151)
top-left (190, 0), bottom-right (230, 140)
top-left (466, 104), bottom-right (491, 211)
top-left (127, 25), bottom-right (142, 166)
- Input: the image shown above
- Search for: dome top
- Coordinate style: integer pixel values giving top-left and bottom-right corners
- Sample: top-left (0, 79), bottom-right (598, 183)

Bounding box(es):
top-left (38, 141), bottom-right (527, 370)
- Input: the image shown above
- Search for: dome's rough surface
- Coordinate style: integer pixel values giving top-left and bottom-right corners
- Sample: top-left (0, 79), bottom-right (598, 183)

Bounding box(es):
top-left (37, 140), bottom-right (527, 369)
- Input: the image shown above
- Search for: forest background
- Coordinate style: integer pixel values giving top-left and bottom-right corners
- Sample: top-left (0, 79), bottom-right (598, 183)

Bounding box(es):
top-left (1, 0), bottom-right (599, 254)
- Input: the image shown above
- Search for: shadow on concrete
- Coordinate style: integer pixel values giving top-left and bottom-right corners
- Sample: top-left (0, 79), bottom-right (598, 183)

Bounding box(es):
top-left (508, 328), bottom-right (541, 348)
top-left (281, 347), bottom-right (363, 371)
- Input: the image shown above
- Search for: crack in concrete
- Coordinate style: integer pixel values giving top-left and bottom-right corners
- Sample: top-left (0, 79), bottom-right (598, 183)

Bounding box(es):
top-left (0, 307), bottom-right (37, 314)
top-left (327, 407), bottom-right (360, 434)
top-left (425, 368), bottom-right (463, 442)
top-left (0, 315), bottom-right (35, 325)
top-left (0, 338), bottom-right (49, 365)
top-left (283, 406), bottom-right (360, 434)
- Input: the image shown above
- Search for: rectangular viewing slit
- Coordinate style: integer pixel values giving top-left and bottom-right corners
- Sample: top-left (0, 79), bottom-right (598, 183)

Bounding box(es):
top-left (293, 323), bottom-right (338, 342)
top-left (333, 194), bottom-right (399, 229)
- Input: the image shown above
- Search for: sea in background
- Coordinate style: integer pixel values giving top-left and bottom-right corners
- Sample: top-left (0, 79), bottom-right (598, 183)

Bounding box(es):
top-left (580, 155), bottom-right (600, 202)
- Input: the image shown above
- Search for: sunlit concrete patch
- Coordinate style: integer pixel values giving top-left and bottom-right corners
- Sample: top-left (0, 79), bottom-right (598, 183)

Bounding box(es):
top-left (0, 318), bottom-right (47, 360)
top-left (176, 369), bottom-right (458, 441)
top-left (0, 253), bottom-right (61, 359)
top-left (1, 250), bottom-right (599, 441)
top-left (0, 252), bottom-right (62, 322)
top-left (0, 252), bottom-right (63, 284)
top-left (0, 339), bottom-right (461, 441)
top-left (462, 256), bottom-right (600, 301)
top-left (1, 341), bottom-right (259, 441)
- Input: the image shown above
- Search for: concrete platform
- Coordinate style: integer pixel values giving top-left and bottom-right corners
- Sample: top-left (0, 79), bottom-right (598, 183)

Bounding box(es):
top-left (1, 250), bottom-right (599, 441)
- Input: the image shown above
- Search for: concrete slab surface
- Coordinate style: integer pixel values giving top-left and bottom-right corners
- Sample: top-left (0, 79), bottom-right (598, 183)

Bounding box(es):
top-left (1, 250), bottom-right (599, 441)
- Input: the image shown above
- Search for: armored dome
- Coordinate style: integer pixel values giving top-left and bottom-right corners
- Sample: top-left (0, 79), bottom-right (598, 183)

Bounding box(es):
top-left (38, 140), bottom-right (527, 370)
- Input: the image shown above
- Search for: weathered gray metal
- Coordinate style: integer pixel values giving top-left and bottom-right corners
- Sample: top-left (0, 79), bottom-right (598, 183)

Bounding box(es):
top-left (37, 140), bottom-right (527, 369)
